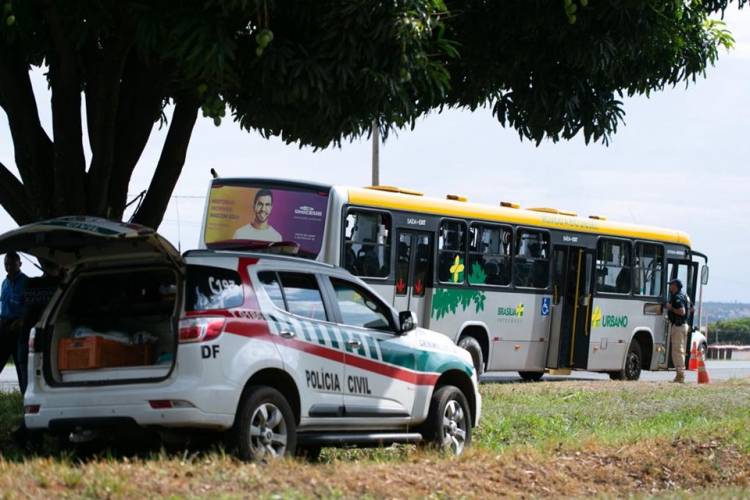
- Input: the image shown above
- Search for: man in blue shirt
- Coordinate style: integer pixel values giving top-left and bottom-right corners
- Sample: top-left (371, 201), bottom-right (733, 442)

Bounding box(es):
top-left (0, 251), bottom-right (29, 382)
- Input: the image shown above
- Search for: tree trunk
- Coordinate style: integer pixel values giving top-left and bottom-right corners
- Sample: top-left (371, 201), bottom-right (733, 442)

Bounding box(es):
top-left (107, 55), bottom-right (167, 221)
top-left (44, 0), bottom-right (87, 215)
top-left (0, 161), bottom-right (33, 225)
top-left (131, 96), bottom-right (200, 229)
top-left (0, 52), bottom-right (54, 218)
top-left (84, 15), bottom-right (136, 217)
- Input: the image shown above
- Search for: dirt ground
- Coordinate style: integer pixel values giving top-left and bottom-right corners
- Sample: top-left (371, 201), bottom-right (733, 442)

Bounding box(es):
top-left (0, 436), bottom-right (747, 498)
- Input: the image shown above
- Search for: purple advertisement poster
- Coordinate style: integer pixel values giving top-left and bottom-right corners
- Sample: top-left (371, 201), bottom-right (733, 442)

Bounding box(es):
top-left (204, 185), bottom-right (329, 258)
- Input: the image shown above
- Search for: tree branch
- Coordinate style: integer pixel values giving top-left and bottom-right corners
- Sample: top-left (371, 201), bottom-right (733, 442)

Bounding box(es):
top-left (0, 161), bottom-right (33, 225)
top-left (131, 96), bottom-right (200, 229)
top-left (106, 53), bottom-right (167, 221)
top-left (0, 51), bottom-right (54, 218)
top-left (85, 9), bottom-right (136, 216)
top-left (43, 0), bottom-right (87, 215)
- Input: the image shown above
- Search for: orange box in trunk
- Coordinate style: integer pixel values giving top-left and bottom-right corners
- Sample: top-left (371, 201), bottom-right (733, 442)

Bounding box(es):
top-left (58, 336), bottom-right (154, 371)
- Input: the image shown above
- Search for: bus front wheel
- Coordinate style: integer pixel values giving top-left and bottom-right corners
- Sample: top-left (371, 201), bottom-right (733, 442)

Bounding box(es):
top-left (458, 336), bottom-right (484, 376)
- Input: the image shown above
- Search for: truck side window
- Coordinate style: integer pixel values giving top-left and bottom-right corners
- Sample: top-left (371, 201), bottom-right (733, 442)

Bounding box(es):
top-left (330, 278), bottom-right (393, 331)
top-left (258, 271), bottom-right (286, 310)
top-left (277, 272), bottom-right (328, 321)
top-left (186, 265), bottom-right (244, 311)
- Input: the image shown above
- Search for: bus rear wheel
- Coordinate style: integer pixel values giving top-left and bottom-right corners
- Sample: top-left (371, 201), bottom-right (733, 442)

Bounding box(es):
top-left (609, 341), bottom-right (642, 381)
top-left (518, 371), bottom-right (544, 382)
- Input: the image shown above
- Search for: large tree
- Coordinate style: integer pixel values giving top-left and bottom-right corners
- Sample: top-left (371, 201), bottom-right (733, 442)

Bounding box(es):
top-left (0, 0), bottom-right (743, 229)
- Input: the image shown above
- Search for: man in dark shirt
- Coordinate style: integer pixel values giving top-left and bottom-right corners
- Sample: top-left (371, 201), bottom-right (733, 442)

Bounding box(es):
top-left (0, 252), bottom-right (28, 380)
top-left (666, 279), bottom-right (689, 383)
top-left (13, 260), bottom-right (62, 447)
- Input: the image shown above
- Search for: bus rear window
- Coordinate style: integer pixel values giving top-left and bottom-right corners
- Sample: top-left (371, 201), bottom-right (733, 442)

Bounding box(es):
top-left (202, 183), bottom-right (329, 258)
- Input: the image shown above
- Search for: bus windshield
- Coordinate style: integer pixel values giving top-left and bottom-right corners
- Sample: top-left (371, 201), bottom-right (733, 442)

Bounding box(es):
top-left (202, 181), bottom-right (330, 258)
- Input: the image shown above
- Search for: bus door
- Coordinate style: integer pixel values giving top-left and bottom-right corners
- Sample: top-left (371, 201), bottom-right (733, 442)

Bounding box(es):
top-left (393, 230), bottom-right (434, 328)
top-left (664, 257), bottom-right (698, 368)
top-left (548, 246), bottom-right (594, 369)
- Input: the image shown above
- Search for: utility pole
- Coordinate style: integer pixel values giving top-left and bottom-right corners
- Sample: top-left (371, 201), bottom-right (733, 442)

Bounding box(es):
top-left (371, 119), bottom-right (380, 186)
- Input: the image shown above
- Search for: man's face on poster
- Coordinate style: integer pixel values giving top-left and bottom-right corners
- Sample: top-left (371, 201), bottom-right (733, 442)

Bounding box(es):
top-left (253, 195), bottom-right (273, 224)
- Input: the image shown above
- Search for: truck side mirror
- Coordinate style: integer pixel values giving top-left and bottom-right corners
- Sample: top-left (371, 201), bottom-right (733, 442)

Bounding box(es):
top-left (398, 310), bottom-right (418, 333)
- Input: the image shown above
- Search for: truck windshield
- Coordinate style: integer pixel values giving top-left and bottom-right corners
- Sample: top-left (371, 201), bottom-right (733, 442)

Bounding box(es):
top-left (203, 182), bottom-right (330, 259)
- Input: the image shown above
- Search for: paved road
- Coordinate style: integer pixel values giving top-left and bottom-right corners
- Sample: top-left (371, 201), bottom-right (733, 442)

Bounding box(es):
top-left (2, 361), bottom-right (750, 393)
top-left (481, 360), bottom-right (750, 384)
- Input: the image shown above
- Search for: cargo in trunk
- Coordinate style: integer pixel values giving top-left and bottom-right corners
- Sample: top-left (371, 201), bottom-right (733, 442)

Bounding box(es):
top-left (47, 266), bottom-right (178, 384)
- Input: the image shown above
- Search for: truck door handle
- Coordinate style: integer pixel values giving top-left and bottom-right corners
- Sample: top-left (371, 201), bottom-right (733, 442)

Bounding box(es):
top-left (346, 340), bottom-right (361, 349)
top-left (279, 330), bottom-right (295, 339)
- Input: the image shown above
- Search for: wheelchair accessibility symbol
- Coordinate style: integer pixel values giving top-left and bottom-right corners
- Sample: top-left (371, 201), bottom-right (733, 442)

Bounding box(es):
top-left (541, 297), bottom-right (551, 316)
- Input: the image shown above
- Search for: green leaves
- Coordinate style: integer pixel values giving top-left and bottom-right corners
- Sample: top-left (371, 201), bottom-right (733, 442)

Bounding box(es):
top-left (704, 18), bottom-right (736, 52)
top-left (2, 0), bottom-right (748, 160)
top-left (563, 0), bottom-right (578, 24)
top-left (201, 93), bottom-right (226, 127)
top-left (443, 0), bottom-right (747, 145)
top-left (2, 0), bottom-right (13, 27)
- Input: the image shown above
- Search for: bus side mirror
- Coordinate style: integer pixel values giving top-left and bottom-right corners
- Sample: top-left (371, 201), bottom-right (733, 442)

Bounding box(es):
top-left (398, 310), bottom-right (418, 333)
top-left (701, 265), bottom-right (709, 285)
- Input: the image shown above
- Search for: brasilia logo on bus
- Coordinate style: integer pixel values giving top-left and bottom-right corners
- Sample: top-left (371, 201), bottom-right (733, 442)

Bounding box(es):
top-left (591, 306), bottom-right (629, 329)
top-left (498, 303), bottom-right (524, 317)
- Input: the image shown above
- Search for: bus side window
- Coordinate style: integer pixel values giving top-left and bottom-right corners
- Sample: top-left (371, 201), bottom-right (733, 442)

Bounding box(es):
top-left (468, 224), bottom-right (512, 286)
top-left (344, 211), bottom-right (391, 278)
top-left (438, 220), bottom-right (467, 284)
top-left (513, 230), bottom-right (550, 288)
top-left (596, 239), bottom-right (631, 294)
top-left (634, 243), bottom-right (664, 297)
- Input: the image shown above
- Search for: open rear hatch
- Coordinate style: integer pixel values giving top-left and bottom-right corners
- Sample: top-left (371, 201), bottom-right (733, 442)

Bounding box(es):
top-left (0, 217), bottom-right (183, 386)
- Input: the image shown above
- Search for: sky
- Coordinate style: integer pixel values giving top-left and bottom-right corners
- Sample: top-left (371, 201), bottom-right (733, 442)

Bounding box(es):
top-left (1, 7), bottom-right (749, 302)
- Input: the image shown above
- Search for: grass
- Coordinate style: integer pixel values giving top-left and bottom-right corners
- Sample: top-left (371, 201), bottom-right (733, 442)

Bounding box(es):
top-left (1, 379), bottom-right (749, 498)
top-left (473, 380), bottom-right (750, 453)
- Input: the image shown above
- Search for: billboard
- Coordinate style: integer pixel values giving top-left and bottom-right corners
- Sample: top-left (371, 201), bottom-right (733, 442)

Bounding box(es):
top-left (203, 184), bottom-right (329, 258)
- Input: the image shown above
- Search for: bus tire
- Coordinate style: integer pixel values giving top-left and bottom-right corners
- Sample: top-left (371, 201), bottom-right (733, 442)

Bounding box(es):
top-left (422, 385), bottom-right (472, 455)
top-left (458, 336), bottom-right (484, 376)
top-left (518, 371), bottom-right (544, 382)
top-left (610, 341), bottom-right (642, 381)
top-left (233, 385), bottom-right (297, 461)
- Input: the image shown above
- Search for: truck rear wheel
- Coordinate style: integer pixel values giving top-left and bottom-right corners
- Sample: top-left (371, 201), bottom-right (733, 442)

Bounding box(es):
top-left (234, 385), bottom-right (297, 461)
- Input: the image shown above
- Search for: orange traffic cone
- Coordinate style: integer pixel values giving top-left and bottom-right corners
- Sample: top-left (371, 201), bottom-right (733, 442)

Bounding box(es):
top-left (688, 342), bottom-right (698, 371)
top-left (697, 349), bottom-right (710, 385)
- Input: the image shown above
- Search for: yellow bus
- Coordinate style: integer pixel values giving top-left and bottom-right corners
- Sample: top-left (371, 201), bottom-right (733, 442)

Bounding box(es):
top-left (200, 178), bottom-right (709, 380)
